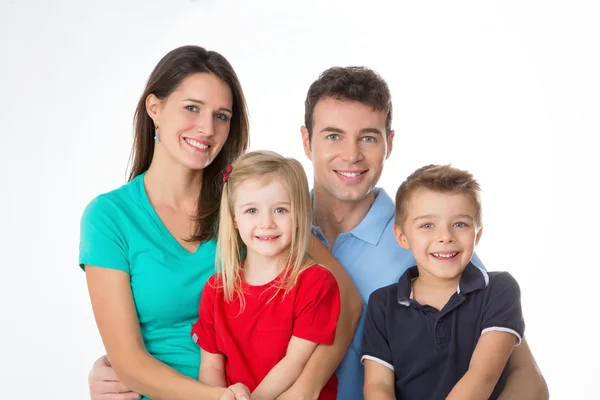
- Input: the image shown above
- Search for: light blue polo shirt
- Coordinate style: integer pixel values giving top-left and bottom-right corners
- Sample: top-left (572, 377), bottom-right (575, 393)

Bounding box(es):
top-left (311, 188), bottom-right (483, 400)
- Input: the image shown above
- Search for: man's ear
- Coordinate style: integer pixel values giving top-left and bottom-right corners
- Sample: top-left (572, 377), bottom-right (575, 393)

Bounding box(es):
top-left (300, 126), bottom-right (312, 160)
top-left (393, 224), bottom-right (410, 250)
top-left (475, 225), bottom-right (483, 245)
top-left (386, 129), bottom-right (395, 160)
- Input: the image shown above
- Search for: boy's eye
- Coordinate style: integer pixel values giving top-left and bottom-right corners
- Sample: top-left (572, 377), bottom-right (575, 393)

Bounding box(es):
top-left (420, 223), bottom-right (433, 229)
top-left (453, 222), bottom-right (468, 228)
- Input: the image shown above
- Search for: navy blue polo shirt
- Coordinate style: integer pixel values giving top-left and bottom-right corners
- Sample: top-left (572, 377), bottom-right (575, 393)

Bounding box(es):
top-left (361, 262), bottom-right (525, 400)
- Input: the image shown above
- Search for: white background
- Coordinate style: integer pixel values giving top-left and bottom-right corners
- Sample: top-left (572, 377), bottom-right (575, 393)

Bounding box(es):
top-left (1, 0), bottom-right (598, 398)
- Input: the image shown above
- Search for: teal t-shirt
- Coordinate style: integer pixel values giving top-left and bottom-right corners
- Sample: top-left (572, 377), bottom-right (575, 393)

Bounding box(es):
top-left (79, 173), bottom-right (216, 387)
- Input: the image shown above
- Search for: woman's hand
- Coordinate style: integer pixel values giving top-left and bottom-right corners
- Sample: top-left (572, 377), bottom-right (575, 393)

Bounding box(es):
top-left (89, 355), bottom-right (140, 400)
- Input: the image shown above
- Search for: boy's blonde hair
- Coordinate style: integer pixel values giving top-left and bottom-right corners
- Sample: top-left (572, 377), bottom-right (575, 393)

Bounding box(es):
top-left (395, 164), bottom-right (482, 228)
top-left (216, 150), bottom-right (314, 308)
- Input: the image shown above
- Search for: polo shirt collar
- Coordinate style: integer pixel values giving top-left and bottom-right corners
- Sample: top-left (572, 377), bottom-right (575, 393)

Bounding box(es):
top-left (397, 262), bottom-right (489, 306)
top-left (349, 188), bottom-right (395, 245)
top-left (310, 188), bottom-right (394, 246)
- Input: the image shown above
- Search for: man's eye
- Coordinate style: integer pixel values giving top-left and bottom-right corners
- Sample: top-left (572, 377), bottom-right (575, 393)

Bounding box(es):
top-left (326, 134), bottom-right (340, 140)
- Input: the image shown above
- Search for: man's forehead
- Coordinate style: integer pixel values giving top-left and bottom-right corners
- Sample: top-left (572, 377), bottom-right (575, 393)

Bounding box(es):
top-left (312, 97), bottom-right (387, 130)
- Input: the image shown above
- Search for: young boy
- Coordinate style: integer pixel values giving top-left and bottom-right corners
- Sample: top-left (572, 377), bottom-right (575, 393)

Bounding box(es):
top-left (361, 164), bottom-right (525, 400)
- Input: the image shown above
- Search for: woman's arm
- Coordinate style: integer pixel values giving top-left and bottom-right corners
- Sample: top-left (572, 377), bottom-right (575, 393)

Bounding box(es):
top-left (85, 266), bottom-right (226, 400)
top-left (497, 339), bottom-right (549, 399)
top-left (447, 331), bottom-right (517, 400)
top-left (252, 337), bottom-right (318, 400)
top-left (278, 235), bottom-right (363, 399)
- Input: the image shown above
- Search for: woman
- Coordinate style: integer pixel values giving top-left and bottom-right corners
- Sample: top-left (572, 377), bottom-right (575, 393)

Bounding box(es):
top-left (80, 45), bottom-right (361, 400)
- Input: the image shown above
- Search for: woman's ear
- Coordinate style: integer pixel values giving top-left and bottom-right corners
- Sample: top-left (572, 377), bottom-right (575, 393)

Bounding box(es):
top-left (145, 93), bottom-right (162, 125)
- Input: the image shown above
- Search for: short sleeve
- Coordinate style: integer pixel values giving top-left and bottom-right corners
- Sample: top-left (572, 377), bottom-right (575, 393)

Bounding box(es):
top-left (361, 288), bottom-right (394, 371)
top-left (79, 196), bottom-right (129, 273)
top-left (191, 275), bottom-right (221, 354)
top-left (292, 265), bottom-right (341, 345)
top-left (481, 272), bottom-right (525, 345)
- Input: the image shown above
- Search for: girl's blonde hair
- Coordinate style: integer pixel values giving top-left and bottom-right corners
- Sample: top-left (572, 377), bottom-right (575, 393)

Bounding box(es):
top-left (216, 150), bottom-right (313, 308)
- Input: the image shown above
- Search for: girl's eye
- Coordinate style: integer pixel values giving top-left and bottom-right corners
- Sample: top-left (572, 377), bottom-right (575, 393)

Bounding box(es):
top-left (274, 207), bottom-right (288, 213)
top-left (420, 223), bottom-right (433, 229)
top-left (185, 105), bottom-right (199, 112)
top-left (245, 208), bottom-right (257, 214)
top-left (453, 222), bottom-right (468, 228)
top-left (215, 113), bottom-right (230, 121)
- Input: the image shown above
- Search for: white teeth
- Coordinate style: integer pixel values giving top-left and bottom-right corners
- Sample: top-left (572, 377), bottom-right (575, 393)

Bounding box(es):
top-left (433, 253), bottom-right (457, 258)
top-left (337, 171), bottom-right (361, 177)
top-left (185, 138), bottom-right (209, 149)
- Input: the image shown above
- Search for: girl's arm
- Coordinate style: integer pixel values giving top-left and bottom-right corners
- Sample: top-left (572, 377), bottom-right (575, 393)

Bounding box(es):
top-left (446, 331), bottom-right (518, 400)
top-left (278, 236), bottom-right (362, 399)
top-left (199, 349), bottom-right (227, 387)
top-left (85, 266), bottom-right (226, 400)
top-left (363, 360), bottom-right (395, 400)
top-left (251, 337), bottom-right (318, 400)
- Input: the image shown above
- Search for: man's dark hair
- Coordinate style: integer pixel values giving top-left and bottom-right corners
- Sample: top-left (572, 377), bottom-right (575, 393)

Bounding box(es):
top-left (304, 66), bottom-right (392, 140)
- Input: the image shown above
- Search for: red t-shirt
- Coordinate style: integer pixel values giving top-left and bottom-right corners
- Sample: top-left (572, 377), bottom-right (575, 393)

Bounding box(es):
top-left (191, 264), bottom-right (341, 399)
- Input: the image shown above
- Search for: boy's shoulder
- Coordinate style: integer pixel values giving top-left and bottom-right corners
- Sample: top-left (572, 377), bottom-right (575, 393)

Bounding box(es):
top-left (368, 281), bottom-right (399, 305)
top-left (482, 270), bottom-right (520, 293)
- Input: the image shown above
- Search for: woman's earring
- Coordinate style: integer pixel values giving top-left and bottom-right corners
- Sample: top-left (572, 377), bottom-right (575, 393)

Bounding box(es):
top-left (154, 125), bottom-right (160, 143)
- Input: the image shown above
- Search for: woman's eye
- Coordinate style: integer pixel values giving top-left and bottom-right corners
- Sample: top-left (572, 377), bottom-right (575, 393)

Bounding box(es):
top-left (215, 113), bottom-right (230, 121)
top-left (185, 105), bottom-right (199, 112)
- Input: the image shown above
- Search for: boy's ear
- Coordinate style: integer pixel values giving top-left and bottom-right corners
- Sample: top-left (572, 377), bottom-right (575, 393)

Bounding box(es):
top-left (475, 225), bottom-right (483, 245)
top-left (393, 224), bottom-right (411, 250)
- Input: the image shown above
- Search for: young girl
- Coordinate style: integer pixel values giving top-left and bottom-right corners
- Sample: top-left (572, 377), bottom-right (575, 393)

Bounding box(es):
top-left (191, 150), bottom-right (341, 400)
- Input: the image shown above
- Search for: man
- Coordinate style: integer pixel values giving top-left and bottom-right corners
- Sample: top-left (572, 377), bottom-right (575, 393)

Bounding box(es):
top-left (287, 66), bottom-right (548, 400)
top-left (88, 66), bottom-right (548, 400)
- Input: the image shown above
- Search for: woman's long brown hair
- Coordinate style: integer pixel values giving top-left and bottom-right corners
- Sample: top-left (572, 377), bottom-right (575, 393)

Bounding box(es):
top-left (128, 45), bottom-right (249, 242)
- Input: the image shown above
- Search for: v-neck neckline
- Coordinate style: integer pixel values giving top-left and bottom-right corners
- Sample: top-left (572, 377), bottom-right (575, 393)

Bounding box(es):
top-left (136, 172), bottom-right (200, 256)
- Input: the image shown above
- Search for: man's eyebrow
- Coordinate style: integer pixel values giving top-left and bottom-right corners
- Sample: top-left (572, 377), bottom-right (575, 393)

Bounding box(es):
top-left (183, 98), bottom-right (232, 113)
top-left (318, 127), bottom-right (384, 135)
top-left (360, 128), bottom-right (383, 136)
top-left (319, 126), bottom-right (344, 134)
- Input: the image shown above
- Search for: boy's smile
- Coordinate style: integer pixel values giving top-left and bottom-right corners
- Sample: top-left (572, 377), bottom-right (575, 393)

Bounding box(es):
top-left (394, 189), bottom-right (482, 283)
